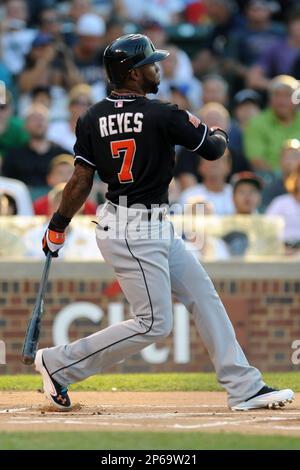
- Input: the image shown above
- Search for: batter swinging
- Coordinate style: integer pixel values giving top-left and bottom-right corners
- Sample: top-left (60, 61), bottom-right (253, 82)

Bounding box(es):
top-left (35, 34), bottom-right (294, 411)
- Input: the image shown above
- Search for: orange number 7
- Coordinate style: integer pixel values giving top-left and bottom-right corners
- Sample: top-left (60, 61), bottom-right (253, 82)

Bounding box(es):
top-left (110, 139), bottom-right (136, 183)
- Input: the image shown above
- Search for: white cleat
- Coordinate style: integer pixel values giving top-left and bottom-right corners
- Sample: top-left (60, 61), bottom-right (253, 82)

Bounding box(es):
top-left (231, 386), bottom-right (294, 411)
top-left (35, 349), bottom-right (72, 411)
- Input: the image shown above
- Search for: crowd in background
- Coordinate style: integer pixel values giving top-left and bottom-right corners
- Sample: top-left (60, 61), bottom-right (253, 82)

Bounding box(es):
top-left (1, 0), bottom-right (300, 259)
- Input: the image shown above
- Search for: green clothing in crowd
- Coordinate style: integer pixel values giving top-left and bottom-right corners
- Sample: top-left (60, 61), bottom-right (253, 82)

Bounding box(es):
top-left (244, 109), bottom-right (300, 172)
top-left (0, 116), bottom-right (29, 159)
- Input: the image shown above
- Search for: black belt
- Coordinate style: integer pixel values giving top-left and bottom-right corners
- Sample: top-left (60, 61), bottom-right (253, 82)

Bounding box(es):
top-left (106, 201), bottom-right (165, 222)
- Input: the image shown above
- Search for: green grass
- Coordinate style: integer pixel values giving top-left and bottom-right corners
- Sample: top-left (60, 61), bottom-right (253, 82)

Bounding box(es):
top-left (1, 431), bottom-right (300, 450)
top-left (0, 372), bottom-right (299, 392)
top-left (0, 373), bottom-right (299, 451)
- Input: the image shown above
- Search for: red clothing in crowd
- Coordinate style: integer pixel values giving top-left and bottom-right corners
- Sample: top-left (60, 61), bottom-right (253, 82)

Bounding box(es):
top-left (34, 195), bottom-right (97, 215)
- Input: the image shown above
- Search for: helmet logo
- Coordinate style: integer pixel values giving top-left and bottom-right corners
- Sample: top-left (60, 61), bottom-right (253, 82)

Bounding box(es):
top-left (135, 44), bottom-right (146, 54)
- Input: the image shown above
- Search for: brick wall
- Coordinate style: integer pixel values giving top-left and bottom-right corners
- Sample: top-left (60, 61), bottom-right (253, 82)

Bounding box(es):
top-left (0, 262), bottom-right (300, 374)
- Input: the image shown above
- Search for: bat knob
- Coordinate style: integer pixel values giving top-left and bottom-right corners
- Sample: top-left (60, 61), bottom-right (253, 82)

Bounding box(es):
top-left (22, 355), bottom-right (34, 365)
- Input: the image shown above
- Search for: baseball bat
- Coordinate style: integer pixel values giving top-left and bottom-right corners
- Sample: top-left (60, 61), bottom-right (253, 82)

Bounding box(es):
top-left (22, 252), bottom-right (52, 365)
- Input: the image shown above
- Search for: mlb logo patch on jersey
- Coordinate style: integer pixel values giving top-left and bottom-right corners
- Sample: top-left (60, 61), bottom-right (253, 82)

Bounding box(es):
top-left (186, 111), bottom-right (201, 128)
top-left (114, 100), bottom-right (124, 108)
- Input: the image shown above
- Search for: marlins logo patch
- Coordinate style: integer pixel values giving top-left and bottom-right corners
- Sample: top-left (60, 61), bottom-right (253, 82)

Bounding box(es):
top-left (186, 111), bottom-right (201, 128)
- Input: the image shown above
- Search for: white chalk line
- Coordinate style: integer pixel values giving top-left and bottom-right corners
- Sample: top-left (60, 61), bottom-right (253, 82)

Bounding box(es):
top-left (101, 404), bottom-right (223, 409)
top-left (4, 413), bottom-right (300, 430)
top-left (0, 407), bottom-right (30, 414)
top-left (5, 412), bottom-right (300, 422)
top-left (171, 416), bottom-right (300, 430)
top-left (1, 408), bottom-right (299, 419)
top-left (5, 420), bottom-right (148, 428)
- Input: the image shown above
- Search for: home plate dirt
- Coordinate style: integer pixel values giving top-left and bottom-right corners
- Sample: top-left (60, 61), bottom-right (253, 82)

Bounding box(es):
top-left (0, 391), bottom-right (299, 435)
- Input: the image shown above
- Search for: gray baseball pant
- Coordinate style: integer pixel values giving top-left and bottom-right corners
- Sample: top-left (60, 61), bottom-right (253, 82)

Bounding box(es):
top-left (43, 202), bottom-right (264, 407)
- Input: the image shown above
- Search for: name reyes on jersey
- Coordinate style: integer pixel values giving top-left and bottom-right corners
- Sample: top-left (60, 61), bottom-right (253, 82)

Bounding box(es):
top-left (99, 112), bottom-right (143, 137)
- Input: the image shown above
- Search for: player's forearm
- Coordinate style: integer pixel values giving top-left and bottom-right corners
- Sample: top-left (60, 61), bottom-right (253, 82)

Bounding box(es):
top-left (197, 134), bottom-right (227, 161)
top-left (58, 164), bottom-right (94, 219)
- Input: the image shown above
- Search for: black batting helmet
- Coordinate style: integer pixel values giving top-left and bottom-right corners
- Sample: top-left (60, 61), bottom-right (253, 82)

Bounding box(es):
top-left (103, 34), bottom-right (169, 86)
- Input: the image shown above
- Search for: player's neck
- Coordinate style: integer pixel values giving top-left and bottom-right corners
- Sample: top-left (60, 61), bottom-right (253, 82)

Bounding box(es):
top-left (112, 88), bottom-right (145, 98)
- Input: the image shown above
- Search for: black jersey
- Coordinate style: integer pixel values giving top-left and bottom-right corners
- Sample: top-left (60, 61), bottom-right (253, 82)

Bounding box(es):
top-left (74, 94), bottom-right (208, 207)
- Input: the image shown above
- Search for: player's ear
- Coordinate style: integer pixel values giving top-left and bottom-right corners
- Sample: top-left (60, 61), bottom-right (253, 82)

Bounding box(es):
top-left (129, 68), bottom-right (140, 82)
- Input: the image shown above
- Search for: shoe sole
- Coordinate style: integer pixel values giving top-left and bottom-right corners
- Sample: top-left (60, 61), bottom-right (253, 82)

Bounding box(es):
top-left (35, 349), bottom-right (71, 411)
top-left (231, 389), bottom-right (295, 411)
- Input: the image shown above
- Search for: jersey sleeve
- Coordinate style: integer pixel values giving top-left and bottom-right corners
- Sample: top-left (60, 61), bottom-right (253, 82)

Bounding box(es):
top-left (167, 106), bottom-right (208, 151)
top-left (73, 112), bottom-right (96, 168)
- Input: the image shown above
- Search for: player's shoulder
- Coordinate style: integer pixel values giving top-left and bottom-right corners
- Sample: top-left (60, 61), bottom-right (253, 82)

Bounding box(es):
top-left (143, 99), bottom-right (183, 121)
top-left (146, 98), bottom-right (177, 111)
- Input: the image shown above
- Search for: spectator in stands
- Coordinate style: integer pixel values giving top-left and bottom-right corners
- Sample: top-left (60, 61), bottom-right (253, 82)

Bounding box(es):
top-left (224, 0), bottom-right (284, 84)
top-left (48, 83), bottom-right (93, 152)
top-left (26, 0), bottom-right (59, 25)
top-left (0, 176), bottom-right (33, 215)
top-left (266, 161), bottom-right (300, 250)
top-left (192, 50), bottom-right (220, 82)
top-left (175, 102), bottom-right (251, 190)
top-left (202, 0), bottom-right (245, 58)
top-left (244, 75), bottom-right (300, 172)
top-left (157, 44), bottom-right (202, 108)
top-left (120, 0), bottom-right (184, 26)
top-left (18, 28), bottom-right (82, 119)
top-left (179, 151), bottom-right (235, 215)
top-left (202, 74), bottom-right (228, 106)
top-left (230, 88), bottom-right (261, 166)
top-left (0, 44), bottom-right (13, 91)
top-left (262, 138), bottom-right (300, 209)
top-left (0, 90), bottom-right (28, 164)
top-left (31, 85), bottom-right (52, 109)
top-left (0, 189), bottom-right (27, 256)
top-left (0, 192), bottom-right (17, 215)
top-left (18, 31), bottom-right (82, 118)
top-left (231, 171), bottom-right (263, 214)
top-left (169, 85), bottom-right (192, 110)
top-left (2, 104), bottom-right (69, 190)
top-left (38, 7), bottom-right (62, 42)
top-left (72, 12), bottom-right (106, 101)
top-left (200, 102), bottom-right (252, 174)
top-left (34, 153), bottom-right (97, 215)
top-left (103, 17), bottom-right (126, 48)
top-left (190, 1), bottom-right (243, 81)
top-left (1, 0), bottom-right (36, 76)
top-left (184, 0), bottom-right (207, 24)
top-left (69, 0), bottom-right (93, 24)
top-left (248, 7), bottom-right (300, 90)
top-left (142, 21), bottom-right (195, 87)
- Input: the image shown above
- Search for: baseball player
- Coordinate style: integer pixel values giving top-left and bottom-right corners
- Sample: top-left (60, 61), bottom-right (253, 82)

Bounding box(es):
top-left (35, 34), bottom-right (294, 411)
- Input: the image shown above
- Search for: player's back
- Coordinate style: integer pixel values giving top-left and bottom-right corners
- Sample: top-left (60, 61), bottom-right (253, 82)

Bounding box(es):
top-left (74, 95), bottom-right (177, 207)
